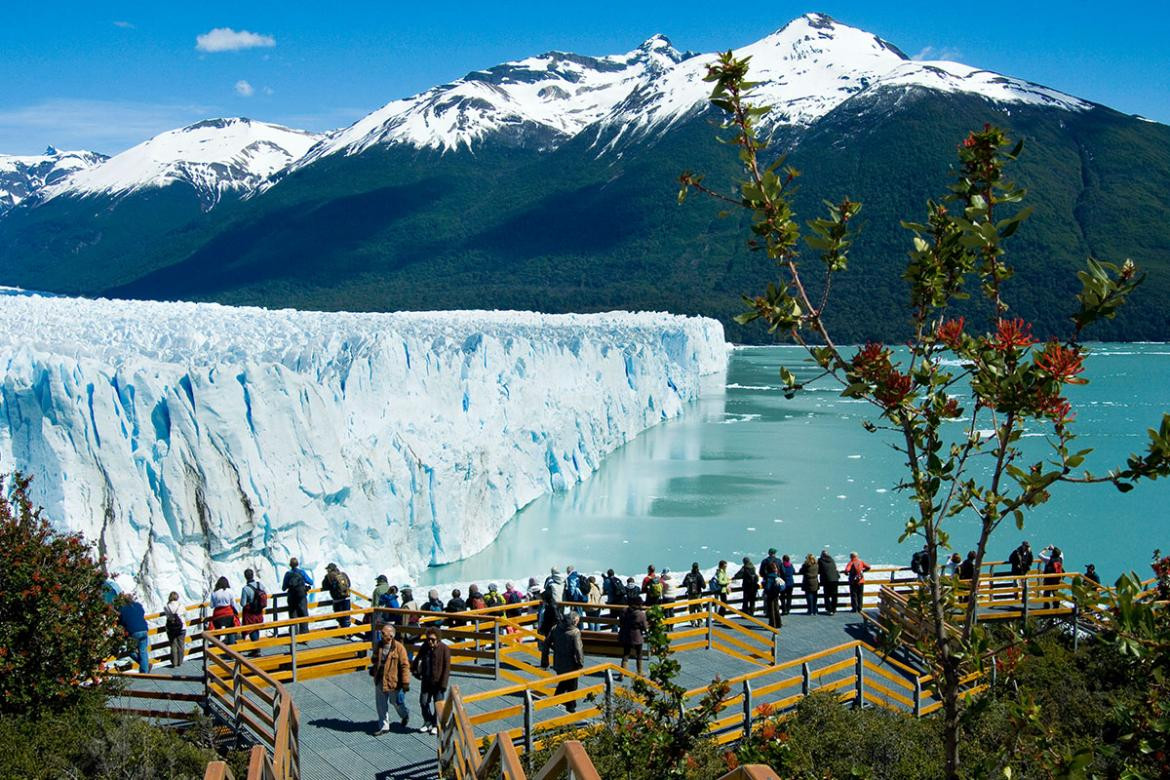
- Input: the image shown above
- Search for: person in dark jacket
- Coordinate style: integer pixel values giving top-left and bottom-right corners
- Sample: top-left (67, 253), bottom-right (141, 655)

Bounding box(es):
top-left (959, 551), bottom-right (977, 581)
top-left (444, 589), bottom-right (468, 627)
top-left (411, 627), bottom-right (451, 734)
top-left (910, 544), bottom-right (930, 582)
top-left (118, 593), bottom-right (151, 672)
top-left (760, 548), bottom-right (782, 628)
top-left (618, 596), bottom-right (649, 678)
top-left (281, 557), bottom-right (314, 634)
top-left (779, 555), bottom-right (796, 615)
top-left (322, 563), bottom-right (352, 629)
top-left (733, 557), bottom-right (759, 616)
top-left (1084, 563), bottom-right (1101, 586)
top-left (819, 550), bottom-right (842, 614)
top-left (1009, 541), bottom-right (1034, 576)
top-left (682, 562), bottom-right (707, 626)
top-left (541, 613), bottom-right (585, 712)
top-left (798, 554), bottom-right (820, 615)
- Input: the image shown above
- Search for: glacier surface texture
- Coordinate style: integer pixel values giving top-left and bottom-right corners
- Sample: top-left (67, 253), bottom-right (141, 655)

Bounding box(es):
top-left (0, 293), bottom-right (726, 604)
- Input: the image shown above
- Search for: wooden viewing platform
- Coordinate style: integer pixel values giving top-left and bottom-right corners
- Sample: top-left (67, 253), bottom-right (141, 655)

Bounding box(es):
top-left (102, 564), bottom-right (1149, 780)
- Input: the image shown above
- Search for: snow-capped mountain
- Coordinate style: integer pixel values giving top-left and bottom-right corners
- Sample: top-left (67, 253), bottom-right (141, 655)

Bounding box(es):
top-left (40, 118), bottom-right (322, 209)
top-left (0, 147), bottom-right (107, 213)
top-left (296, 34), bottom-right (694, 163)
top-left (299, 13), bottom-right (1091, 162)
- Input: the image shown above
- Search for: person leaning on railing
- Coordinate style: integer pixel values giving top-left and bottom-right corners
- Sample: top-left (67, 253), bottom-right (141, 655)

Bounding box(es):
top-left (733, 557), bottom-right (759, 617)
top-left (240, 569), bottom-right (267, 647)
top-left (117, 592), bottom-right (151, 673)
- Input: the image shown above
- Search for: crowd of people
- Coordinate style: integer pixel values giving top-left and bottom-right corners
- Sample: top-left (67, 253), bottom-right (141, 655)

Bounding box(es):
top-left (116, 540), bottom-right (1089, 730)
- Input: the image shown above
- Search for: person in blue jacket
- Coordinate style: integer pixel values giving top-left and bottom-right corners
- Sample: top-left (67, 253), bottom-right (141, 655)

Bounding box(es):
top-left (117, 593), bottom-right (151, 673)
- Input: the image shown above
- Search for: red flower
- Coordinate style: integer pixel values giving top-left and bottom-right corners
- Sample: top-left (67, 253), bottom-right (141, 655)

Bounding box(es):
top-left (760, 722), bottom-right (778, 740)
top-left (1034, 341), bottom-right (1086, 385)
top-left (875, 370), bottom-right (912, 409)
top-left (851, 342), bottom-right (893, 383)
top-left (992, 318), bottom-right (1036, 351)
top-left (1035, 390), bottom-right (1072, 423)
top-left (724, 752), bottom-right (739, 770)
top-left (755, 702), bottom-right (775, 718)
top-left (936, 317), bottom-right (965, 349)
top-left (941, 398), bottom-right (961, 419)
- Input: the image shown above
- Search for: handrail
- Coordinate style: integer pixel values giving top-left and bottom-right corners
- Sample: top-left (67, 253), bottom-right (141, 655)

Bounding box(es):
top-left (530, 741), bottom-right (601, 780)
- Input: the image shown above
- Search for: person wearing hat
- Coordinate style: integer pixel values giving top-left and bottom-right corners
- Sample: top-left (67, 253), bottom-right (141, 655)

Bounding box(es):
top-left (281, 557), bottom-right (314, 634)
top-left (544, 567), bottom-right (565, 612)
top-left (760, 548), bottom-right (782, 628)
top-left (322, 562), bottom-right (353, 629)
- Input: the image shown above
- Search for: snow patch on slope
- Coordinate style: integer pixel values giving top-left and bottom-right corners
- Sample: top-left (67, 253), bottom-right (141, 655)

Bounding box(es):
top-left (0, 147), bottom-right (107, 212)
top-left (0, 293), bottom-right (726, 605)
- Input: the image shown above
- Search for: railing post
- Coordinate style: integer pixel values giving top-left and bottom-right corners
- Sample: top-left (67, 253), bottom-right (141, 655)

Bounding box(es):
top-left (1072, 601), bottom-right (1080, 650)
top-left (232, 659), bottom-right (243, 746)
top-left (492, 619), bottom-right (500, 680)
top-left (742, 679), bottom-right (753, 739)
top-left (801, 662), bottom-right (810, 697)
top-left (523, 689), bottom-right (534, 756)
top-left (854, 646), bottom-right (864, 709)
top-left (604, 668), bottom-right (614, 728)
top-left (289, 629), bottom-right (298, 683)
top-left (913, 676), bottom-right (922, 717)
top-left (1021, 577), bottom-right (1029, 622)
top-left (705, 600), bottom-right (713, 650)
top-left (773, 631), bottom-right (782, 666)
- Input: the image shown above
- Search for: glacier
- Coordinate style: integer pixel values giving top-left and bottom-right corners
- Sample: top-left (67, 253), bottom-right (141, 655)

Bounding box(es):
top-left (0, 292), bottom-right (726, 605)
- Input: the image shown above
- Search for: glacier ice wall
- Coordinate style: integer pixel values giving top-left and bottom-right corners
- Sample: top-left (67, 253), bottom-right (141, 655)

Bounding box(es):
top-left (0, 293), bottom-right (726, 605)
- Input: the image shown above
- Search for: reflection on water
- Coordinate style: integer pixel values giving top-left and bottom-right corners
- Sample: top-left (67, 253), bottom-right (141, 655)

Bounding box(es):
top-left (420, 345), bottom-right (1170, 586)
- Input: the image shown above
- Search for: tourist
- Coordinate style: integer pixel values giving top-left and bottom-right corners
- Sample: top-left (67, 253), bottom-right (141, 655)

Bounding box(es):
top-left (210, 576), bottom-right (239, 644)
top-left (659, 569), bottom-right (674, 604)
top-left (820, 550), bottom-right (842, 615)
top-left (618, 595), bottom-right (648, 678)
top-left (798, 554), bottom-right (820, 615)
top-left (527, 577), bottom-right (543, 601)
top-left (1084, 563), bottom-right (1101, 586)
top-left (322, 563), bottom-right (353, 629)
top-left (585, 576), bottom-right (603, 630)
top-left (371, 574), bottom-right (391, 612)
top-left (959, 551), bottom-right (977, 581)
top-left (683, 562), bottom-right (707, 625)
top-left (911, 544), bottom-right (930, 583)
top-left (370, 624), bottom-right (410, 735)
top-left (624, 576), bottom-right (640, 604)
top-left (1009, 541), bottom-right (1034, 576)
top-left (641, 565), bottom-right (657, 594)
top-left (603, 569), bottom-right (625, 607)
top-left (541, 613), bottom-right (585, 712)
top-left (779, 555), bottom-right (796, 615)
top-left (163, 591), bottom-right (185, 668)
top-left (843, 552), bottom-right (870, 613)
top-left (483, 583), bottom-right (505, 610)
top-left (565, 565), bottom-right (586, 609)
top-left (1041, 546), bottom-right (1065, 610)
top-left (281, 557), bottom-right (314, 634)
top-left (422, 589), bottom-right (444, 612)
top-left (760, 548), bottom-right (782, 627)
top-left (733, 557), bottom-right (759, 616)
top-left (466, 584), bottom-right (487, 611)
top-left (545, 567), bottom-right (566, 608)
top-left (539, 587), bottom-right (559, 636)
top-left (240, 568), bottom-right (267, 645)
top-left (713, 560), bottom-right (731, 615)
top-left (379, 586), bottom-right (402, 625)
top-left (399, 587), bottom-right (418, 625)
top-left (445, 589), bottom-right (468, 627)
top-left (118, 592), bottom-right (151, 673)
top-left (411, 626), bottom-right (451, 735)
top-left (945, 552), bottom-right (962, 577)
top-left (503, 582), bottom-right (525, 620)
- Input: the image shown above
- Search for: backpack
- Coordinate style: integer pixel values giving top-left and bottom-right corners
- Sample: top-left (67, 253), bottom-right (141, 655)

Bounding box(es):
top-left (607, 576), bottom-right (626, 604)
top-left (378, 592), bottom-right (400, 609)
top-left (245, 581), bottom-right (268, 613)
top-left (330, 572), bottom-right (351, 599)
top-left (648, 581), bottom-right (663, 600)
top-left (165, 608), bottom-right (185, 636)
top-left (504, 590), bottom-right (523, 605)
top-left (565, 573), bottom-right (584, 602)
top-left (684, 572), bottom-right (704, 597)
top-left (286, 569), bottom-right (307, 602)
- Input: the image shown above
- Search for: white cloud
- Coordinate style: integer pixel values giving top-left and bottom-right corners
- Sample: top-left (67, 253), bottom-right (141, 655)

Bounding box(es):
top-left (113, 21), bottom-right (135, 29)
top-left (195, 27), bottom-right (275, 53)
top-left (235, 80), bottom-right (255, 97)
top-left (912, 45), bottom-right (962, 62)
top-left (0, 99), bottom-right (214, 156)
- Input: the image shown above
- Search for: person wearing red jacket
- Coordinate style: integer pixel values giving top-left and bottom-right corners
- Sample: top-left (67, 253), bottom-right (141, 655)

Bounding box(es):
top-left (843, 552), bottom-right (872, 613)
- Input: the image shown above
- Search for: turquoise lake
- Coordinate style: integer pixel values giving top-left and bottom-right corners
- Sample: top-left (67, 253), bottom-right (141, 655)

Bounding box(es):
top-left (422, 344), bottom-right (1170, 586)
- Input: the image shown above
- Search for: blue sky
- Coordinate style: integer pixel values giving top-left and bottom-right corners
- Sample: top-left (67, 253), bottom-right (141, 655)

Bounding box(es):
top-left (2, 1), bottom-right (1167, 155)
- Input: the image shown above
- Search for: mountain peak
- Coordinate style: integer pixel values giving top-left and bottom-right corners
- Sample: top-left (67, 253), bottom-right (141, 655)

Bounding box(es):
top-left (638, 34), bottom-right (674, 52)
top-left (44, 145), bottom-right (59, 156)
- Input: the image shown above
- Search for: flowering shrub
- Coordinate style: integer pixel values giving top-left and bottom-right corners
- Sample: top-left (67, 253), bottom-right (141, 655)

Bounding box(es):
top-left (0, 472), bottom-right (120, 714)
